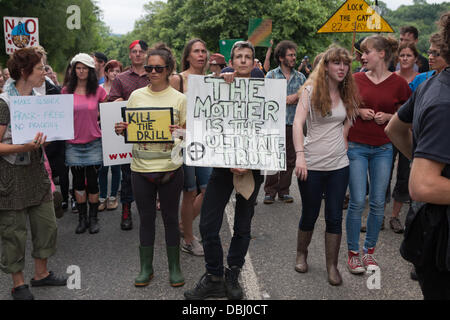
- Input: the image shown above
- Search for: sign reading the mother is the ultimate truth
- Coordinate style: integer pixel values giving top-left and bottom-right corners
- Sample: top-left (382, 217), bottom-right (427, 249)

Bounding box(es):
top-left (10, 94), bottom-right (74, 144)
top-left (185, 75), bottom-right (287, 171)
top-left (122, 107), bottom-right (174, 143)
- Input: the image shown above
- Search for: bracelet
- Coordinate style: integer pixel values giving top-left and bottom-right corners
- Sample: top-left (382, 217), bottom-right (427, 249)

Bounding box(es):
top-left (296, 150), bottom-right (305, 153)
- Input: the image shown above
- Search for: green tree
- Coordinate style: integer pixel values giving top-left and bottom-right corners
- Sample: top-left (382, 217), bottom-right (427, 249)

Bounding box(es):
top-left (123, 0), bottom-right (351, 72)
top-left (0, 0), bottom-right (109, 72)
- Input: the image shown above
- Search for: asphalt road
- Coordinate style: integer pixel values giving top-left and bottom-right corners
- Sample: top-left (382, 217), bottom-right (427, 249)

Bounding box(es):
top-left (0, 173), bottom-right (422, 301)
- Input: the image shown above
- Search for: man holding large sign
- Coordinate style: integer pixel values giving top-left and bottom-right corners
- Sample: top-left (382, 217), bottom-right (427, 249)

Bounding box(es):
top-left (185, 41), bottom-right (286, 300)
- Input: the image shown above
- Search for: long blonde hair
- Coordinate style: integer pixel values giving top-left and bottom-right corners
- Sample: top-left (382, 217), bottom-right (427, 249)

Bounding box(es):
top-left (300, 45), bottom-right (360, 119)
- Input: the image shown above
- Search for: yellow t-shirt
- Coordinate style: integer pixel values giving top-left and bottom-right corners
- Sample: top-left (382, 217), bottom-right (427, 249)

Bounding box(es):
top-left (127, 85), bottom-right (186, 173)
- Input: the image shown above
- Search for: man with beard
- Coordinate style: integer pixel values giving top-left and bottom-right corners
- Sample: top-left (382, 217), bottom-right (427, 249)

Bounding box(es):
top-left (263, 40), bottom-right (306, 205)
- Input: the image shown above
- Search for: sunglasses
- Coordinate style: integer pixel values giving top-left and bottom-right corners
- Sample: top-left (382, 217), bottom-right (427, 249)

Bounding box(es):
top-left (144, 65), bottom-right (168, 73)
top-left (427, 50), bottom-right (440, 57)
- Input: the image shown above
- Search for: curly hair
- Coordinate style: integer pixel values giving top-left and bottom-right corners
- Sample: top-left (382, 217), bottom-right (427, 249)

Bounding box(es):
top-left (439, 11), bottom-right (450, 64)
top-left (7, 47), bottom-right (43, 81)
top-left (300, 45), bottom-right (360, 120)
top-left (274, 40), bottom-right (297, 65)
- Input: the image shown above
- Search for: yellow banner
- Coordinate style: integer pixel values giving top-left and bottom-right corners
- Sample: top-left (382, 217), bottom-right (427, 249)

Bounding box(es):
top-left (123, 107), bottom-right (173, 143)
top-left (317, 0), bottom-right (394, 33)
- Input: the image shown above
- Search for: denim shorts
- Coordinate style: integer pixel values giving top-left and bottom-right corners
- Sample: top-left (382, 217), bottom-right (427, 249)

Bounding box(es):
top-left (65, 138), bottom-right (103, 167)
top-left (182, 164), bottom-right (212, 192)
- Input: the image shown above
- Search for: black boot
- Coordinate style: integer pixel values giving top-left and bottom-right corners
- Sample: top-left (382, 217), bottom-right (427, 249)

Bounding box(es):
top-left (225, 266), bottom-right (243, 300)
top-left (75, 202), bottom-right (88, 234)
top-left (184, 273), bottom-right (226, 300)
top-left (120, 203), bottom-right (133, 230)
top-left (89, 202), bottom-right (100, 234)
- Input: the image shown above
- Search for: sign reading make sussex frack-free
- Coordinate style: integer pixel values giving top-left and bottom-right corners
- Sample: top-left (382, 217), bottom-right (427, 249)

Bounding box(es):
top-left (185, 75), bottom-right (287, 171)
top-left (121, 107), bottom-right (174, 143)
top-left (10, 94), bottom-right (74, 144)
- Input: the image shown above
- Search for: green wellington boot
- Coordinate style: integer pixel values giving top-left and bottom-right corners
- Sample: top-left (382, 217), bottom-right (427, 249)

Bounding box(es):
top-left (166, 246), bottom-right (185, 287)
top-left (134, 246), bottom-right (154, 287)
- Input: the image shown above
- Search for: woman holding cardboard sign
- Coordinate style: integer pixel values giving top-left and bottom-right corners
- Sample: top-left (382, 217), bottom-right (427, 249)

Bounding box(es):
top-left (62, 53), bottom-right (107, 235)
top-left (0, 48), bottom-right (67, 300)
top-left (115, 43), bottom-right (186, 288)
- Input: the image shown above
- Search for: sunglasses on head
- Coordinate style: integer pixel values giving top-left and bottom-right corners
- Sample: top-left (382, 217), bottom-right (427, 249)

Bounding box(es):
top-left (144, 65), bottom-right (168, 73)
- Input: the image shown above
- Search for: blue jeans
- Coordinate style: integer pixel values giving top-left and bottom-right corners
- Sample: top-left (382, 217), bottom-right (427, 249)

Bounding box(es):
top-left (182, 164), bottom-right (212, 192)
top-left (346, 142), bottom-right (393, 252)
top-left (98, 165), bottom-right (121, 199)
top-left (297, 167), bottom-right (349, 234)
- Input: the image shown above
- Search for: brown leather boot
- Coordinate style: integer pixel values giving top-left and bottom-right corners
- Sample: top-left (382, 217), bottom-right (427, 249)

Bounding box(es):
top-left (325, 232), bottom-right (343, 286)
top-left (295, 230), bottom-right (313, 273)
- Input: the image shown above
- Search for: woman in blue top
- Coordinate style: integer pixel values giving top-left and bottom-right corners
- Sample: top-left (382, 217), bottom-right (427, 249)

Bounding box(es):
top-left (410, 33), bottom-right (448, 92)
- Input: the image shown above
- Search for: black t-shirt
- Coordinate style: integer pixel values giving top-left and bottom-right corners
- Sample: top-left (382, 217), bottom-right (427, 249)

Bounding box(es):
top-left (397, 68), bottom-right (450, 164)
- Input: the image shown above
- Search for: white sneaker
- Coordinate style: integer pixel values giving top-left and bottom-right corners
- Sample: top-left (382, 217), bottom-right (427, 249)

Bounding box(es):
top-left (181, 237), bottom-right (204, 256)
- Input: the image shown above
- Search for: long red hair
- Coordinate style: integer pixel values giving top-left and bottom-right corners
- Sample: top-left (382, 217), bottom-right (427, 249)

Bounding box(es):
top-left (299, 45), bottom-right (360, 120)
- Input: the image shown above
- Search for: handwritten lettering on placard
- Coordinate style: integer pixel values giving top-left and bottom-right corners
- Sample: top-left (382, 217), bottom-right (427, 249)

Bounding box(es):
top-left (122, 107), bottom-right (174, 143)
top-left (10, 94), bottom-right (74, 144)
top-left (186, 75), bottom-right (287, 171)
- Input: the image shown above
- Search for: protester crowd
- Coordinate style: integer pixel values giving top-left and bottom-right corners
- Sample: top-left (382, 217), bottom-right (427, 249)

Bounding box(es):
top-left (0, 12), bottom-right (450, 301)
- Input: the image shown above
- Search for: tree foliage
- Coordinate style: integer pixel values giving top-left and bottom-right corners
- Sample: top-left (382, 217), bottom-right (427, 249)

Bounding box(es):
top-left (2, 0), bottom-right (449, 74)
top-left (0, 0), bottom-right (108, 71)
top-left (113, 0), bottom-right (352, 71)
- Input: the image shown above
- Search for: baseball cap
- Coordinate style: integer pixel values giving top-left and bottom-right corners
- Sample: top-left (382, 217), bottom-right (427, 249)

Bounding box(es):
top-left (209, 53), bottom-right (226, 65)
top-left (71, 53), bottom-right (95, 69)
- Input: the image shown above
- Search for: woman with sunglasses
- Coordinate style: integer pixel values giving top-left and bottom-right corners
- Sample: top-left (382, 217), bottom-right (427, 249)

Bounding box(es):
top-left (410, 33), bottom-right (449, 92)
top-left (170, 39), bottom-right (210, 257)
top-left (62, 53), bottom-right (107, 235)
top-left (115, 43), bottom-right (186, 288)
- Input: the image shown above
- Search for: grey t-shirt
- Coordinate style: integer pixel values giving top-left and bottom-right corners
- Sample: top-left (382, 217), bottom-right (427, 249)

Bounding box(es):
top-left (303, 86), bottom-right (349, 171)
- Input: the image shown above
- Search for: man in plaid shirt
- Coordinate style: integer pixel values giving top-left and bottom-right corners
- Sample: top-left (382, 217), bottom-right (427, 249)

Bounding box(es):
top-left (263, 40), bottom-right (306, 205)
top-left (109, 40), bottom-right (150, 230)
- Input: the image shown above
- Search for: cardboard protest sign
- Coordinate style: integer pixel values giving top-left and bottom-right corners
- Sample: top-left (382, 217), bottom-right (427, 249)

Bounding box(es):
top-left (185, 75), bottom-right (287, 171)
top-left (122, 107), bottom-right (174, 144)
top-left (219, 39), bottom-right (244, 64)
top-left (248, 18), bottom-right (272, 47)
top-left (4, 17), bottom-right (39, 54)
top-left (99, 101), bottom-right (133, 166)
top-left (317, 0), bottom-right (394, 33)
top-left (10, 94), bottom-right (74, 144)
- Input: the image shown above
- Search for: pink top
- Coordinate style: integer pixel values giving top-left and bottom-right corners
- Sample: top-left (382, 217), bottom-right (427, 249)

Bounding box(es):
top-left (62, 86), bottom-right (107, 144)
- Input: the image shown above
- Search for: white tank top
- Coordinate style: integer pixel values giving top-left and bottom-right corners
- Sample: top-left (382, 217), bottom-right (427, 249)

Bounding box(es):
top-left (303, 87), bottom-right (349, 171)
